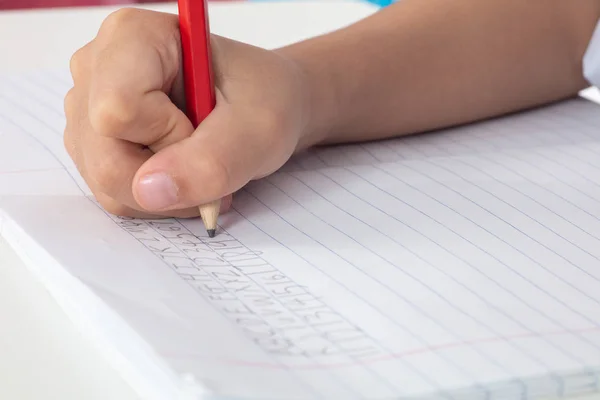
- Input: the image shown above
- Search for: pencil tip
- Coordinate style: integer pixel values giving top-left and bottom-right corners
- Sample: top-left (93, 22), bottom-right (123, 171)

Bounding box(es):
top-left (207, 229), bottom-right (216, 238)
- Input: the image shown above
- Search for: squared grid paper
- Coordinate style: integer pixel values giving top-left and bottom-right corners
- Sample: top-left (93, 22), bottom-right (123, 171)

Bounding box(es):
top-left (1, 69), bottom-right (600, 399)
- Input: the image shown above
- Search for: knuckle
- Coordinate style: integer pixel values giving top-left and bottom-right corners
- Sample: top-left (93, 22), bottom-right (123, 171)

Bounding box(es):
top-left (63, 87), bottom-right (76, 117)
top-left (100, 8), bottom-right (140, 35)
top-left (69, 43), bottom-right (92, 83)
top-left (69, 49), bottom-right (84, 81)
top-left (88, 92), bottom-right (136, 137)
top-left (63, 89), bottom-right (79, 162)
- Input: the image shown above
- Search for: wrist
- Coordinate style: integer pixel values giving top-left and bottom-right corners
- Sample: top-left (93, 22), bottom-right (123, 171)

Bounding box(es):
top-left (276, 39), bottom-right (342, 152)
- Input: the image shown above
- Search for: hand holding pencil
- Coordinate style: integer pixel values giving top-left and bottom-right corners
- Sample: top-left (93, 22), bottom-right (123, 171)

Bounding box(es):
top-left (63, 8), bottom-right (315, 230)
top-left (63, 0), bottom-right (600, 233)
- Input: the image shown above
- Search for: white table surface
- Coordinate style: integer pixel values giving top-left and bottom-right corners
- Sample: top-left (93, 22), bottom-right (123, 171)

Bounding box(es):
top-left (1, 2), bottom-right (600, 399)
top-left (0, 2), bottom-right (376, 399)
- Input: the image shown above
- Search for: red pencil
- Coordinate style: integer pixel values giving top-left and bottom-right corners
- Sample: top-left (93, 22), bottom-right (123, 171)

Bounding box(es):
top-left (177, 0), bottom-right (220, 237)
top-left (177, 0), bottom-right (216, 127)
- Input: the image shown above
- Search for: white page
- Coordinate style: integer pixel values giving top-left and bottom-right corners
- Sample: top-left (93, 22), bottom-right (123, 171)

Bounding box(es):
top-left (2, 70), bottom-right (600, 400)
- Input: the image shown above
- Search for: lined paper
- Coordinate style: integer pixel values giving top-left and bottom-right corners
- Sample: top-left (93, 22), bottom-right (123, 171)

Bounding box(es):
top-left (2, 70), bottom-right (600, 400)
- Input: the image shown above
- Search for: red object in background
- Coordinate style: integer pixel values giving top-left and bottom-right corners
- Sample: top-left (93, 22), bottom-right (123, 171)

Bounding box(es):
top-left (177, 0), bottom-right (215, 128)
top-left (0, 0), bottom-right (161, 10)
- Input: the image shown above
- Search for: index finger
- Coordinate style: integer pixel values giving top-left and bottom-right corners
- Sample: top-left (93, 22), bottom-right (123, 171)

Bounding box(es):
top-left (88, 8), bottom-right (191, 146)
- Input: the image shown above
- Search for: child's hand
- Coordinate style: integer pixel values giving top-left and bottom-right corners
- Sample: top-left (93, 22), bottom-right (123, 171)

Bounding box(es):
top-left (64, 8), bottom-right (317, 218)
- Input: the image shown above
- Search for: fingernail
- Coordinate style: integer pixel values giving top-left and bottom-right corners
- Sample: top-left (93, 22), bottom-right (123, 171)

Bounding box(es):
top-left (137, 172), bottom-right (179, 210)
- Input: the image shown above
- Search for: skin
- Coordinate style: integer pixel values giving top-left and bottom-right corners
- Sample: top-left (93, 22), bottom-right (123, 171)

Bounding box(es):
top-left (63, 0), bottom-right (600, 219)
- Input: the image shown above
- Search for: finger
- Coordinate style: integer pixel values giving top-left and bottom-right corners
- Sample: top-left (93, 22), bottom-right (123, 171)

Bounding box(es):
top-left (94, 191), bottom-right (207, 219)
top-left (64, 20), bottom-right (203, 220)
top-left (63, 84), bottom-right (93, 183)
top-left (88, 8), bottom-right (186, 144)
top-left (63, 88), bottom-right (79, 163)
top-left (81, 131), bottom-right (206, 218)
top-left (95, 190), bottom-right (232, 219)
top-left (219, 193), bottom-right (234, 214)
top-left (65, 38), bottom-right (95, 166)
top-left (69, 40), bottom-right (94, 86)
top-left (131, 104), bottom-right (290, 211)
top-left (94, 191), bottom-right (162, 218)
top-left (95, 8), bottom-right (181, 90)
top-left (64, 88), bottom-right (144, 217)
top-left (83, 133), bottom-right (153, 204)
top-left (89, 87), bottom-right (195, 149)
top-left (65, 88), bottom-right (231, 219)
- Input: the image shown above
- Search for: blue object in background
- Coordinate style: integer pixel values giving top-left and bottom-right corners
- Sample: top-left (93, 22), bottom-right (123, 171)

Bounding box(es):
top-left (249, 0), bottom-right (395, 7)
top-left (364, 0), bottom-right (394, 6)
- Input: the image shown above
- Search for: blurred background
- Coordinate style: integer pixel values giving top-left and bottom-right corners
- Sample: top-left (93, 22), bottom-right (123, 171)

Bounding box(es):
top-left (0, 0), bottom-right (392, 10)
top-left (0, 0), bottom-right (171, 10)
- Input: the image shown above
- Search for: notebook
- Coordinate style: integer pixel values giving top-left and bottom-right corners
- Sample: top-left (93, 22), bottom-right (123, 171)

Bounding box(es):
top-left (2, 69), bottom-right (600, 400)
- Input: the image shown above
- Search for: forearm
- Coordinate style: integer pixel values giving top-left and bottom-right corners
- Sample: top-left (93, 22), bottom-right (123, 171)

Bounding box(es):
top-left (281, 0), bottom-right (600, 147)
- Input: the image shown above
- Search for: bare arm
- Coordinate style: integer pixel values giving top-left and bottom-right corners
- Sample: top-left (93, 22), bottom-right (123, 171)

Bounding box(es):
top-left (64, 2), bottom-right (600, 217)
top-left (281, 0), bottom-right (600, 148)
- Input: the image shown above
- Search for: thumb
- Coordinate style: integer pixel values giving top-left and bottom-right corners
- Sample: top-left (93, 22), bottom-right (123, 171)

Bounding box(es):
top-left (131, 104), bottom-right (289, 212)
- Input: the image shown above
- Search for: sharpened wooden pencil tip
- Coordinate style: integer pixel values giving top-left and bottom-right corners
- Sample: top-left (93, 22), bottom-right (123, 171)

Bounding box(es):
top-left (199, 199), bottom-right (221, 238)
